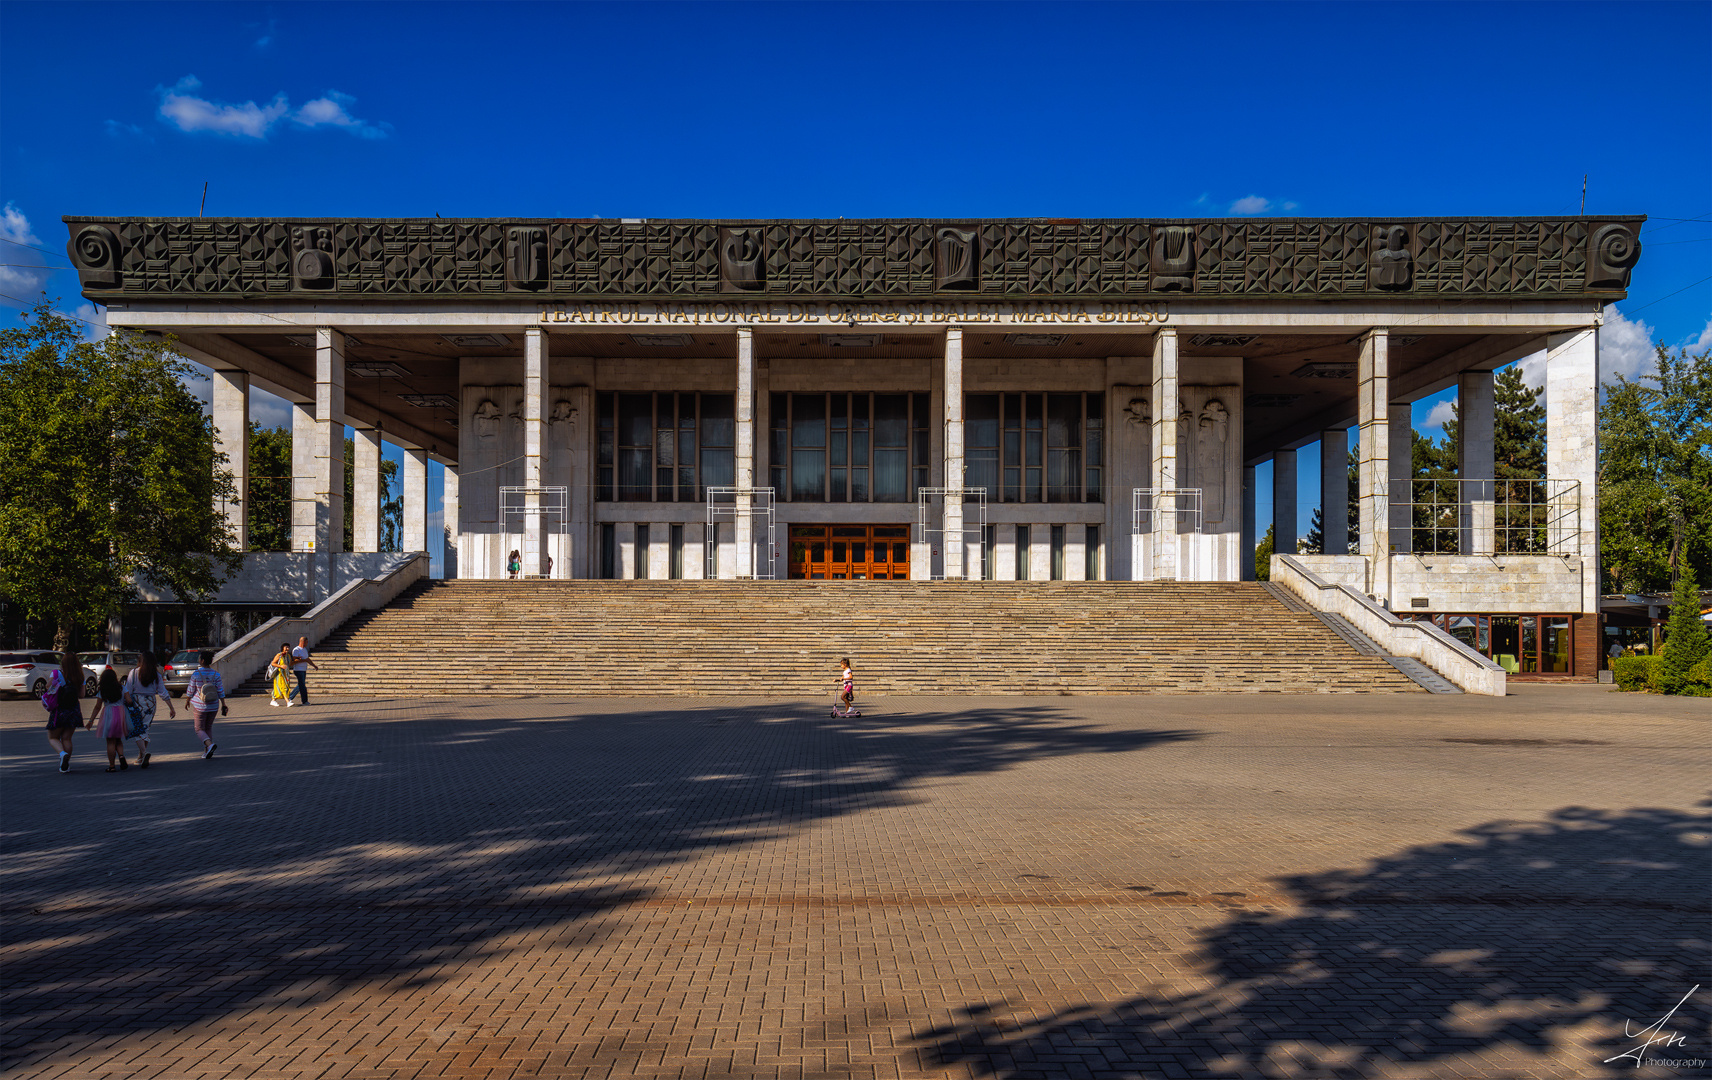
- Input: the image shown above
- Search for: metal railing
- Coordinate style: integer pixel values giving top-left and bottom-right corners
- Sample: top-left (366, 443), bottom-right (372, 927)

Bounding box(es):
top-left (916, 487), bottom-right (988, 580)
top-left (1388, 478), bottom-right (1581, 556)
top-left (1131, 488), bottom-right (1203, 533)
top-left (705, 486), bottom-right (777, 579)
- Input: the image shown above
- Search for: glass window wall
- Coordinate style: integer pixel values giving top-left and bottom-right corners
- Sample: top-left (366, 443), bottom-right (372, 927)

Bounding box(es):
top-left (965, 392), bottom-right (1103, 502)
top-left (769, 392), bottom-right (931, 502)
top-left (596, 392), bottom-right (735, 502)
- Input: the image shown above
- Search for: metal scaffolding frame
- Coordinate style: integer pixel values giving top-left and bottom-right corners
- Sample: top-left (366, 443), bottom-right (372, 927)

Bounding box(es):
top-left (916, 487), bottom-right (989, 581)
top-left (705, 487), bottom-right (778, 579)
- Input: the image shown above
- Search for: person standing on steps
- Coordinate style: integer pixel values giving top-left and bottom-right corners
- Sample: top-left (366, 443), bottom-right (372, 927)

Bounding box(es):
top-left (507, 549), bottom-right (522, 580)
top-left (43, 650), bottom-right (84, 772)
top-left (122, 650), bottom-right (174, 768)
top-left (88, 668), bottom-right (129, 771)
top-left (184, 650), bottom-right (227, 759)
top-left (267, 642), bottom-right (292, 707)
top-left (289, 635), bottom-right (317, 707)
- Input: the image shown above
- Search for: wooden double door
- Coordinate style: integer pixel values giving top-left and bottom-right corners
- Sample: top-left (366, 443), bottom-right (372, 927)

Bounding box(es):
top-left (788, 525), bottom-right (911, 580)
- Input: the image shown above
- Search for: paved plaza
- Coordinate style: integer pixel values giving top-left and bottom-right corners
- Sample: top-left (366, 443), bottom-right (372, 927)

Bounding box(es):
top-left (2, 686), bottom-right (1707, 1079)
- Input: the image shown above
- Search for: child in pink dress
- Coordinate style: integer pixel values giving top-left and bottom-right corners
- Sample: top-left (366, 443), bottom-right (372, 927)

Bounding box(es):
top-left (87, 668), bottom-right (129, 772)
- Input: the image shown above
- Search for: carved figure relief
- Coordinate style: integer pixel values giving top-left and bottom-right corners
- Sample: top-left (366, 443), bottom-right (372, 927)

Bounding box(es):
top-left (473, 399), bottom-right (501, 440)
top-left (506, 227), bottom-right (548, 290)
top-left (67, 225), bottom-right (121, 288)
top-left (935, 228), bottom-right (978, 290)
top-left (1371, 225), bottom-right (1412, 290)
top-left (1123, 396), bottom-right (1150, 426)
top-left (1197, 398), bottom-right (1231, 524)
top-left (1586, 223), bottom-right (1642, 289)
top-left (1149, 225), bottom-right (1196, 291)
top-left (548, 400), bottom-right (578, 429)
top-left (720, 227), bottom-right (765, 291)
top-left (1199, 399), bottom-right (1229, 442)
top-left (291, 226), bottom-right (334, 289)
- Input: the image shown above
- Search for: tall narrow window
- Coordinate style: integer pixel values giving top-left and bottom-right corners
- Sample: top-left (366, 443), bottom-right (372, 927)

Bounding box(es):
top-left (618, 394), bottom-right (653, 501)
top-left (967, 394), bottom-right (1000, 499)
top-left (699, 393), bottom-right (735, 496)
top-left (912, 393), bottom-right (931, 496)
top-left (678, 402), bottom-right (697, 502)
top-left (1016, 525), bottom-right (1030, 581)
top-left (1085, 393), bottom-right (1104, 503)
top-left (600, 523), bottom-right (616, 579)
top-left (1051, 524), bottom-right (1066, 580)
top-left (982, 524), bottom-right (996, 580)
top-left (791, 393), bottom-right (826, 501)
top-left (850, 395), bottom-right (870, 503)
top-left (829, 393), bottom-right (848, 502)
top-left (670, 523), bottom-right (684, 579)
top-left (768, 392), bottom-right (787, 495)
top-left (1085, 525), bottom-right (1100, 581)
top-left (1046, 395), bottom-right (1081, 503)
top-left (1003, 393), bottom-right (1022, 502)
top-left (873, 394), bottom-right (910, 502)
top-left (596, 392), bottom-right (615, 502)
top-left (634, 523), bottom-right (649, 579)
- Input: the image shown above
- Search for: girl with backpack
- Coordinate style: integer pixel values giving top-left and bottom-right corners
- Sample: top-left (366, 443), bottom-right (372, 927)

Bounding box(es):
top-left (42, 650), bottom-right (84, 773)
top-left (87, 668), bottom-right (129, 771)
top-left (122, 650), bottom-right (175, 768)
top-left (184, 650), bottom-right (227, 760)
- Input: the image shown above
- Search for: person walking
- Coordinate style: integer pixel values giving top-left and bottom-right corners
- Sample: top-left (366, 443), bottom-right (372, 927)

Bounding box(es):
top-left (288, 636), bottom-right (317, 707)
top-left (267, 643), bottom-right (293, 707)
top-left (88, 668), bottom-right (129, 772)
top-left (122, 650), bottom-right (175, 768)
top-left (42, 650), bottom-right (84, 772)
top-left (184, 650), bottom-right (227, 759)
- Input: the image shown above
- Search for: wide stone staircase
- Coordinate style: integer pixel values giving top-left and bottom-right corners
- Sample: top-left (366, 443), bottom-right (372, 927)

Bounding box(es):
top-left (240, 580), bottom-right (1425, 696)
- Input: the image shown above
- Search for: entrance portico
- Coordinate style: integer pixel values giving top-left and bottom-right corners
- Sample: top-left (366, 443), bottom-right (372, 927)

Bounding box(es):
top-left (69, 214), bottom-right (1641, 674)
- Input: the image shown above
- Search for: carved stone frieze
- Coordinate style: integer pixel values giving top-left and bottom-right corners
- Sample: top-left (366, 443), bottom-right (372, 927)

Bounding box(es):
top-left (61, 215), bottom-right (1645, 299)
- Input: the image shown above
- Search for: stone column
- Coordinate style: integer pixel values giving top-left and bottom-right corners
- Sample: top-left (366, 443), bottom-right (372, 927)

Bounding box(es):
top-left (290, 401), bottom-right (316, 552)
top-left (1546, 328), bottom-right (1599, 613)
top-left (734, 328), bottom-right (755, 579)
top-left (1150, 329), bottom-right (1180, 580)
top-left (313, 329), bottom-right (346, 556)
top-left (943, 328), bottom-right (965, 579)
top-left (211, 369), bottom-right (249, 549)
top-left (1272, 449), bottom-right (1297, 560)
top-left (1320, 429), bottom-right (1349, 555)
top-left (1457, 371), bottom-right (1496, 555)
top-left (402, 448), bottom-right (428, 553)
top-left (1388, 407), bottom-right (1414, 555)
top-left (523, 329), bottom-right (548, 575)
top-left (1241, 464), bottom-right (1257, 580)
top-left (1356, 329), bottom-right (1391, 601)
top-left (351, 426), bottom-right (382, 553)
top-left (442, 464), bottom-right (460, 578)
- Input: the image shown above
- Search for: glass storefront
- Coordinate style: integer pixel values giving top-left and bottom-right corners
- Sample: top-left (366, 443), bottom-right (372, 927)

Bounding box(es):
top-left (1405, 612), bottom-right (1575, 675)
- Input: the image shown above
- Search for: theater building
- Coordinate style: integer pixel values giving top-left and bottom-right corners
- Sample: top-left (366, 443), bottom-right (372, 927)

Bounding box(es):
top-left (66, 215), bottom-right (1642, 678)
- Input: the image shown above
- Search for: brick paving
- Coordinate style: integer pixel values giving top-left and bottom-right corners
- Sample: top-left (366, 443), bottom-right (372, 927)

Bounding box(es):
top-left (1, 686), bottom-right (1706, 1079)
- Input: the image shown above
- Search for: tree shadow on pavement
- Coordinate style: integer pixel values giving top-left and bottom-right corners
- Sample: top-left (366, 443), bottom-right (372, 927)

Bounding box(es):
top-left (915, 799), bottom-right (1711, 1078)
top-left (0, 701), bottom-right (1199, 1068)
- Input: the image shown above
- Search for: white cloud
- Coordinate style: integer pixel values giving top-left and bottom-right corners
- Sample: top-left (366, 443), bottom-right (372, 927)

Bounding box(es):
top-left (157, 76), bottom-right (387, 139)
top-left (1420, 398), bottom-right (1457, 434)
top-left (292, 91), bottom-right (388, 138)
top-left (1228, 195), bottom-right (1271, 216)
top-left (0, 203), bottom-right (51, 297)
top-left (1508, 306), bottom-right (1660, 390)
top-left (71, 302), bottom-right (109, 341)
top-left (1690, 318), bottom-right (1712, 352)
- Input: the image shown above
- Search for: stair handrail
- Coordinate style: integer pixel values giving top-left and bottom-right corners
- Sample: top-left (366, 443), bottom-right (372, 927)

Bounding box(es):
top-left (212, 552), bottom-right (431, 691)
top-left (1270, 553), bottom-right (1506, 697)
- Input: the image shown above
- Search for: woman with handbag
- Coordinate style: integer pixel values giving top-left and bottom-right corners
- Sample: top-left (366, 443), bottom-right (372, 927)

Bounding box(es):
top-left (122, 651), bottom-right (175, 768)
top-left (266, 643), bottom-right (293, 707)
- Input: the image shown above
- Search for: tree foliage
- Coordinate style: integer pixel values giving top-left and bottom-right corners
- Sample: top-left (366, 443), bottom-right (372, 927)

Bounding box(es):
top-left (1599, 342), bottom-right (1712, 594)
top-left (248, 423), bottom-right (292, 551)
top-left (1254, 524), bottom-right (1274, 581)
top-left (1303, 447), bottom-right (1358, 555)
top-left (1657, 568), bottom-right (1709, 695)
top-left (0, 300), bottom-right (241, 647)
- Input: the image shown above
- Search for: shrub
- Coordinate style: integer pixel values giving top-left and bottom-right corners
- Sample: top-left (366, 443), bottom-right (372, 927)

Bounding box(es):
top-left (1686, 658), bottom-right (1712, 697)
top-left (1658, 571), bottom-right (1710, 695)
top-left (1612, 655), bottom-right (1660, 692)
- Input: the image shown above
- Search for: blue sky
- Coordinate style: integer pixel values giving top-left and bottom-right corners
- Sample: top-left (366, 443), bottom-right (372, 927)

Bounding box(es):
top-left (2, 0), bottom-right (1708, 548)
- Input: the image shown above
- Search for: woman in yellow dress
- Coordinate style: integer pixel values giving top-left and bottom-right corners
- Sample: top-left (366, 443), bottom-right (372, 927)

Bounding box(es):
top-left (267, 642), bottom-right (293, 707)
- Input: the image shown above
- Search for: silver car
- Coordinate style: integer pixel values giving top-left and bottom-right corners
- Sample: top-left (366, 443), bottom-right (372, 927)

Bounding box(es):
top-left (0, 652), bottom-right (63, 698)
top-left (78, 651), bottom-right (141, 699)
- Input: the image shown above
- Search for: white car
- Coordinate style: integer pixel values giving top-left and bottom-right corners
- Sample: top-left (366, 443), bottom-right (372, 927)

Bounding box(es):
top-left (79, 651), bottom-right (140, 698)
top-left (0, 652), bottom-right (65, 699)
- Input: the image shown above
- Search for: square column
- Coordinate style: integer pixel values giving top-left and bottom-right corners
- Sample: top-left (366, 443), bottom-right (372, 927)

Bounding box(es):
top-left (312, 329), bottom-right (346, 556)
top-left (290, 401), bottom-right (316, 552)
top-left (402, 448), bottom-right (428, 553)
top-left (1320, 429), bottom-right (1349, 555)
top-left (942, 327), bottom-right (965, 579)
top-left (1357, 329), bottom-right (1391, 600)
top-left (1241, 464), bottom-right (1257, 580)
top-left (523, 329), bottom-right (548, 575)
top-left (1272, 449), bottom-right (1298, 559)
top-left (211, 369), bottom-right (249, 549)
top-left (1149, 329), bottom-right (1180, 580)
top-left (351, 426), bottom-right (382, 552)
top-left (1546, 328), bottom-right (1599, 613)
top-left (1457, 371), bottom-right (1496, 555)
top-left (443, 465), bottom-right (459, 577)
top-left (734, 328), bottom-right (755, 578)
top-left (1388, 407), bottom-right (1414, 555)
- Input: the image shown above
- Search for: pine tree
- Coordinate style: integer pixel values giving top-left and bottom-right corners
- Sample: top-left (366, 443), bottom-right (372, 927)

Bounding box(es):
top-left (1304, 448), bottom-right (1358, 554)
top-left (1254, 524), bottom-right (1274, 581)
top-left (1494, 365), bottom-right (1546, 479)
top-left (1657, 569), bottom-right (1709, 695)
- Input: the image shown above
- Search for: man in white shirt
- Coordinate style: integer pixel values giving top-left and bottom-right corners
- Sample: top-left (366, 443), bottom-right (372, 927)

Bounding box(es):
top-left (289, 635), bottom-right (319, 707)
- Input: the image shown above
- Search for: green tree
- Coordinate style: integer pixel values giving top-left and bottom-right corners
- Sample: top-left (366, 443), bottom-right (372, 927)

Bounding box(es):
top-left (1657, 569), bottom-right (1709, 695)
top-left (0, 300), bottom-right (241, 648)
top-left (248, 424), bottom-right (292, 551)
top-left (1599, 342), bottom-right (1712, 594)
top-left (1254, 524), bottom-right (1274, 581)
top-left (340, 439), bottom-right (403, 552)
top-left (1304, 447), bottom-right (1357, 555)
top-left (1493, 365), bottom-right (1546, 480)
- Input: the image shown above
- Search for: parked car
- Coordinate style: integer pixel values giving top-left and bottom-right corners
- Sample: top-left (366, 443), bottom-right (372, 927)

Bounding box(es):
top-left (78, 651), bottom-right (141, 698)
top-left (0, 652), bottom-right (64, 698)
top-left (163, 649), bottom-right (212, 698)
